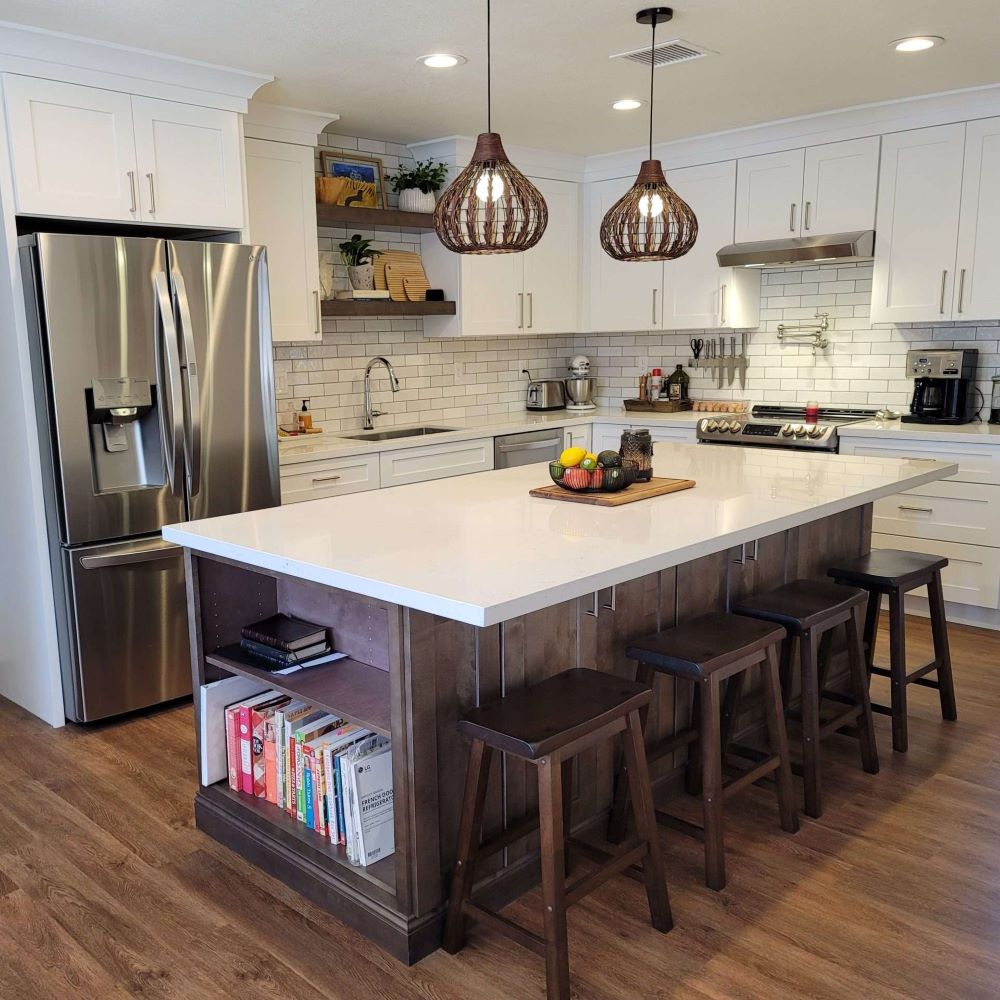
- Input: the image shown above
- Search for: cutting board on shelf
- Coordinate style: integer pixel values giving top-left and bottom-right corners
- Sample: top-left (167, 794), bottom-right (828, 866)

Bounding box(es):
top-left (529, 476), bottom-right (696, 506)
top-left (376, 251), bottom-right (429, 302)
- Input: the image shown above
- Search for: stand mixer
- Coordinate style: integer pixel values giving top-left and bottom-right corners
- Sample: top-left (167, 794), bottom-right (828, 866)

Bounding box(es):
top-left (565, 355), bottom-right (597, 411)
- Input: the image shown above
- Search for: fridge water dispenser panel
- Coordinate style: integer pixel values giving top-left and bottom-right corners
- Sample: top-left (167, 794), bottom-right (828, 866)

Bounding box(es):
top-left (86, 377), bottom-right (164, 493)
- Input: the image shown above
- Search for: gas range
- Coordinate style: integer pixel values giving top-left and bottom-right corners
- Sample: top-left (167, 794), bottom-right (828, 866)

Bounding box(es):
top-left (696, 404), bottom-right (878, 451)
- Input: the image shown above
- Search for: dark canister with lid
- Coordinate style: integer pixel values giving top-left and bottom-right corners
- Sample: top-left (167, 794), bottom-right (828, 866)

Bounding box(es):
top-left (620, 428), bottom-right (653, 482)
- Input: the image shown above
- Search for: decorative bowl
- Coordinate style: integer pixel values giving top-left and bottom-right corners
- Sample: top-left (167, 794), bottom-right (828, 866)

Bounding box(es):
top-left (549, 462), bottom-right (629, 493)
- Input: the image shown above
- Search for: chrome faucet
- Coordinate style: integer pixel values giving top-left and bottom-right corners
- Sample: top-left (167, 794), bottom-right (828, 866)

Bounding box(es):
top-left (363, 356), bottom-right (401, 429)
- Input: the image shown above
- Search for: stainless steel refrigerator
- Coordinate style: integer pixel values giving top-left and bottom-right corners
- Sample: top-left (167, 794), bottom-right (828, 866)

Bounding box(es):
top-left (20, 233), bottom-right (279, 722)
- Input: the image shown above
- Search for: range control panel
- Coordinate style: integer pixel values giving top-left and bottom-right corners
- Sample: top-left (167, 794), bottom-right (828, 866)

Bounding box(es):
top-left (697, 417), bottom-right (838, 450)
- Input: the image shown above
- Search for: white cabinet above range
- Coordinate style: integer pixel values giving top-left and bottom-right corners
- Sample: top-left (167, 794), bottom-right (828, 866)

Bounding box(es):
top-left (3, 75), bottom-right (244, 228)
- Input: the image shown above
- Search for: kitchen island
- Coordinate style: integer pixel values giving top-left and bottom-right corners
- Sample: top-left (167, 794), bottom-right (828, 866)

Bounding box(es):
top-left (164, 443), bottom-right (955, 963)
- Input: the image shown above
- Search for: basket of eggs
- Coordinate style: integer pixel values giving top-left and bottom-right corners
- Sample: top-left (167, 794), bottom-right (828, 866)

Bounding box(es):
top-left (549, 448), bottom-right (635, 493)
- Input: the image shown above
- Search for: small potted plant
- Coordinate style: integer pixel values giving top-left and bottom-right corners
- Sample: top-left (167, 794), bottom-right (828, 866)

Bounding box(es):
top-left (389, 159), bottom-right (448, 213)
top-left (339, 234), bottom-right (383, 290)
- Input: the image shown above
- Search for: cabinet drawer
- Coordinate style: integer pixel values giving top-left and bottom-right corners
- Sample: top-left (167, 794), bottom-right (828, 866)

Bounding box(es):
top-left (842, 438), bottom-right (1000, 485)
top-left (649, 426), bottom-right (698, 444)
top-left (280, 454), bottom-right (380, 503)
top-left (871, 532), bottom-right (1000, 609)
top-left (379, 437), bottom-right (493, 487)
top-left (873, 481), bottom-right (1000, 546)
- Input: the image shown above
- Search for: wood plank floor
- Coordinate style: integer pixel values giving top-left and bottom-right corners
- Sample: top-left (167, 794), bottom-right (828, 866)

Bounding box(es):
top-left (0, 614), bottom-right (997, 999)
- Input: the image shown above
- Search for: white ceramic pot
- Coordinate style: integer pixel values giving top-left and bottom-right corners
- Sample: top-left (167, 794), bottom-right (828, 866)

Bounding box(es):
top-left (398, 188), bottom-right (436, 213)
top-left (347, 264), bottom-right (375, 290)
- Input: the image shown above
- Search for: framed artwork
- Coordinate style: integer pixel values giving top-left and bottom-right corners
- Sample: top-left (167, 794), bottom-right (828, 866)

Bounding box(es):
top-left (318, 152), bottom-right (387, 209)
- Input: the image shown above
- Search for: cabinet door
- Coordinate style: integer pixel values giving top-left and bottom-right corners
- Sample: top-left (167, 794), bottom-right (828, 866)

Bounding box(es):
top-left (591, 423), bottom-right (625, 454)
top-left (801, 136), bottom-right (880, 234)
top-left (735, 148), bottom-right (805, 242)
top-left (871, 124), bottom-right (965, 324)
top-left (660, 161), bottom-right (735, 329)
top-left (562, 424), bottom-right (592, 453)
top-left (4, 76), bottom-right (138, 221)
top-left (522, 178), bottom-right (579, 334)
top-left (245, 139), bottom-right (321, 343)
top-left (131, 96), bottom-right (244, 228)
top-left (588, 177), bottom-right (663, 332)
top-left (955, 117), bottom-right (1000, 321)
top-left (459, 253), bottom-right (524, 338)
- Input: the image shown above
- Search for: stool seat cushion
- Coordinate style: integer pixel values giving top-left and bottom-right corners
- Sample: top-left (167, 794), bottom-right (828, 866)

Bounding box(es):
top-left (626, 612), bottom-right (786, 679)
top-left (732, 579), bottom-right (866, 633)
top-left (458, 668), bottom-right (652, 760)
top-left (828, 549), bottom-right (948, 590)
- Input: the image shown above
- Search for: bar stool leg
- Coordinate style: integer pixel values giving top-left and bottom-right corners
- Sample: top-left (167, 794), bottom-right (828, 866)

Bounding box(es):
top-left (606, 662), bottom-right (654, 844)
top-left (845, 605), bottom-right (879, 774)
top-left (684, 683), bottom-right (703, 797)
top-left (443, 739), bottom-right (494, 954)
top-left (561, 758), bottom-right (574, 879)
top-left (621, 708), bottom-right (673, 932)
top-left (799, 628), bottom-right (823, 819)
top-left (537, 754), bottom-right (571, 1000)
top-left (762, 645), bottom-right (799, 835)
top-left (888, 590), bottom-right (909, 753)
top-left (928, 570), bottom-right (958, 722)
top-left (862, 590), bottom-right (881, 678)
top-left (700, 676), bottom-right (726, 891)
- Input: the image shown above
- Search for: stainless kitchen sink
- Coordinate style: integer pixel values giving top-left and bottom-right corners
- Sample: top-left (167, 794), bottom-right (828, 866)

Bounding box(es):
top-left (340, 425), bottom-right (456, 442)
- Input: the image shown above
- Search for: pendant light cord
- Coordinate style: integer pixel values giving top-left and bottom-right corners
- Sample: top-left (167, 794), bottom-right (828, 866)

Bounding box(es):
top-left (648, 17), bottom-right (656, 158)
top-left (486, 0), bottom-right (492, 134)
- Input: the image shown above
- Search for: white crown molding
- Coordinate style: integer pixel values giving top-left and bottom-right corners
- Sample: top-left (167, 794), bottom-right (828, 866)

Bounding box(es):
top-left (586, 84), bottom-right (1000, 181)
top-left (408, 135), bottom-right (586, 183)
top-left (244, 102), bottom-right (340, 146)
top-left (0, 20), bottom-right (272, 112)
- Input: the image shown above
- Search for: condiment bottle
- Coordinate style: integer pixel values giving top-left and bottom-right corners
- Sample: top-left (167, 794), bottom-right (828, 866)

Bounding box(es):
top-left (648, 368), bottom-right (663, 402)
top-left (298, 399), bottom-right (312, 432)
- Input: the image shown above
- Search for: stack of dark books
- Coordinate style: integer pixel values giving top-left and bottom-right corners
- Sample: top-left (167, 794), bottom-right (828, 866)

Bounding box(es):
top-left (239, 613), bottom-right (340, 672)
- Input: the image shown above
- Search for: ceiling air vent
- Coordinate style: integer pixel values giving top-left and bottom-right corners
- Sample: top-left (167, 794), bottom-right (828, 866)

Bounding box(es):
top-left (610, 38), bottom-right (713, 68)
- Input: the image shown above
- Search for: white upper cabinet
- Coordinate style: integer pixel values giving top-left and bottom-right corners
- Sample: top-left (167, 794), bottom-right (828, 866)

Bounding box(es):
top-left (245, 138), bottom-right (321, 343)
top-left (3, 75), bottom-right (244, 228)
top-left (522, 177), bottom-right (579, 334)
top-left (586, 175), bottom-right (663, 332)
top-left (871, 124), bottom-right (966, 324)
top-left (4, 76), bottom-right (139, 221)
top-left (801, 136), bottom-right (880, 234)
top-left (735, 148), bottom-right (805, 242)
top-left (131, 97), bottom-right (243, 229)
top-left (955, 117), bottom-right (1000, 321)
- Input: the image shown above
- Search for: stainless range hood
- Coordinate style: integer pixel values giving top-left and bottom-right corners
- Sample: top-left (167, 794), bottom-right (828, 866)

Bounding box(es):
top-left (716, 230), bottom-right (875, 268)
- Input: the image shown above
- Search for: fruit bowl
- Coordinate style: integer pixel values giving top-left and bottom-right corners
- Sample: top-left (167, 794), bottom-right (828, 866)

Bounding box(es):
top-left (549, 461), bottom-right (629, 493)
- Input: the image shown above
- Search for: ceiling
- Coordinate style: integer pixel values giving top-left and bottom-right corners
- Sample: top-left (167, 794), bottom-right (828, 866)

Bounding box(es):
top-left (1, 0), bottom-right (998, 154)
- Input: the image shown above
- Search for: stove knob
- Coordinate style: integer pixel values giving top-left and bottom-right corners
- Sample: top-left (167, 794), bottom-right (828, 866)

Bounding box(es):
top-left (706, 419), bottom-right (719, 432)
top-left (807, 425), bottom-right (823, 438)
top-left (780, 423), bottom-right (794, 437)
top-left (793, 424), bottom-right (807, 438)
top-left (717, 420), bottom-right (730, 432)
top-left (729, 421), bottom-right (743, 433)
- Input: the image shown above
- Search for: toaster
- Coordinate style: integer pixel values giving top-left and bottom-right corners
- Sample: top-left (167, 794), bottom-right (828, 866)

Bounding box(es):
top-left (524, 375), bottom-right (566, 411)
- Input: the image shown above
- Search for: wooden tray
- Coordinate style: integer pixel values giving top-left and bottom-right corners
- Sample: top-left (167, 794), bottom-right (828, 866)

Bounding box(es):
top-left (529, 476), bottom-right (695, 506)
top-left (623, 398), bottom-right (693, 412)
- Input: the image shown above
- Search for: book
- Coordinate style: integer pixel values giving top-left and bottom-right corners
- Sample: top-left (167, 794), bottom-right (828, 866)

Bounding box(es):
top-left (352, 743), bottom-right (394, 867)
top-left (309, 724), bottom-right (364, 842)
top-left (252, 696), bottom-right (289, 798)
top-left (293, 714), bottom-right (343, 823)
top-left (237, 692), bottom-right (285, 795)
top-left (273, 650), bottom-right (349, 675)
top-left (286, 709), bottom-right (326, 815)
top-left (241, 613), bottom-right (328, 653)
top-left (343, 736), bottom-right (383, 864)
top-left (225, 702), bottom-right (242, 791)
top-left (203, 675), bottom-right (267, 788)
top-left (272, 700), bottom-right (309, 806)
top-left (240, 637), bottom-right (331, 667)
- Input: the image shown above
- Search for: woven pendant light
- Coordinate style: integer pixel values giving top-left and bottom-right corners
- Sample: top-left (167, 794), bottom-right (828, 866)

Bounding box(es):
top-left (433, 0), bottom-right (548, 254)
top-left (600, 7), bottom-right (698, 262)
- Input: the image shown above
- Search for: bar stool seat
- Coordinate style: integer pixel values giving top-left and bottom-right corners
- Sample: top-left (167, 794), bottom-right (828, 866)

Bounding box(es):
top-left (733, 579), bottom-right (879, 819)
top-left (445, 668), bottom-right (672, 1000)
top-left (611, 612), bottom-right (798, 891)
top-left (829, 549), bottom-right (957, 754)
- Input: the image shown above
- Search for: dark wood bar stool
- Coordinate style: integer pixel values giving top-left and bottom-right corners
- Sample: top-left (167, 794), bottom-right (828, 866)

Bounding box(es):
top-left (443, 668), bottom-right (672, 1000)
top-left (732, 579), bottom-right (879, 818)
top-left (829, 549), bottom-right (957, 753)
top-left (608, 612), bottom-right (798, 891)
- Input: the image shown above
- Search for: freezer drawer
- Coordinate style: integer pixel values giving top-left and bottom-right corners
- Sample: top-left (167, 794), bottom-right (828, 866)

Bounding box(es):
top-left (63, 537), bottom-right (191, 721)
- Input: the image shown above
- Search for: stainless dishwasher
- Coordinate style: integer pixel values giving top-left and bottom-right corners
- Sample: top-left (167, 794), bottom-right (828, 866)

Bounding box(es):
top-left (494, 429), bottom-right (565, 468)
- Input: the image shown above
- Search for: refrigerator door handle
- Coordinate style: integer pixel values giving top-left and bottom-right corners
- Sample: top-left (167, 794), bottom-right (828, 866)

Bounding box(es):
top-left (153, 271), bottom-right (185, 498)
top-left (171, 270), bottom-right (202, 499)
top-left (80, 541), bottom-right (178, 569)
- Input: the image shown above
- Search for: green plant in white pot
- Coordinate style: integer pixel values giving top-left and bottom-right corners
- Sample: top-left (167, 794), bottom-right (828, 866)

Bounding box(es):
top-left (389, 159), bottom-right (448, 213)
top-left (339, 234), bottom-right (383, 290)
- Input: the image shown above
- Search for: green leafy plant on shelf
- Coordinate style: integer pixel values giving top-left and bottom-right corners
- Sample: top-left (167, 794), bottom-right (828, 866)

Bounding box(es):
top-left (388, 159), bottom-right (448, 195)
top-left (338, 234), bottom-right (384, 266)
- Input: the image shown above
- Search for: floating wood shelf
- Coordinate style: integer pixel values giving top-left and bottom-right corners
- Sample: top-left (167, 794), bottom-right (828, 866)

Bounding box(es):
top-left (316, 203), bottom-right (436, 231)
top-left (321, 299), bottom-right (455, 318)
top-left (206, 647), bottom-right (391, 737)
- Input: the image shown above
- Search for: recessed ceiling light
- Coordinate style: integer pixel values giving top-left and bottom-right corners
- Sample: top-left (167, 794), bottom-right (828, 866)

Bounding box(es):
top-left (612, 98), bottom-right (645, 111)
top-left (892, 35), bottom-right (944, 52)
top-left (418, 53), bottom-right (466, 69)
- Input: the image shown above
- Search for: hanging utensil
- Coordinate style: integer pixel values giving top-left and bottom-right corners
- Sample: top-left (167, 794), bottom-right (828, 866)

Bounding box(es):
top-left (690, 337), bottom-right (703, 360)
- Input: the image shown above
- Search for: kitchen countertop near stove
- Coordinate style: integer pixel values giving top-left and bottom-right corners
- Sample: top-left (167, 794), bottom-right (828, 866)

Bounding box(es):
top-left (840, 418), bottom-right (1000, 444)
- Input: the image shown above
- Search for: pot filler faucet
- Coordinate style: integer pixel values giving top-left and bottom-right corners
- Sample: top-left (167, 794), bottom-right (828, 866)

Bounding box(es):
top-left (363, 356), bottom-right (401, 429)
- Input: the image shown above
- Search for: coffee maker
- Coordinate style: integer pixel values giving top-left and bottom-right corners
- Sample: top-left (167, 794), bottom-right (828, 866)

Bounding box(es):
top-left (903, 348), bottom-right (978, 424)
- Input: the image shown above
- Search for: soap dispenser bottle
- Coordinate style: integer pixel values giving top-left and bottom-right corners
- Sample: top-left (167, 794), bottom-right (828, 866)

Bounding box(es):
top-left (297, 399), bottom-right (312, 433)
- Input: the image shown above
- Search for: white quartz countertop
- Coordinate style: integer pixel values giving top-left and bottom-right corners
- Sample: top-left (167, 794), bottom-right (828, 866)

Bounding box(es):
top-left (277, 407), bottom-right (707, 465)
top-left (164, 444), bottom-right (956, 628)
top-left (840, 417), bottom-right (1000, 444)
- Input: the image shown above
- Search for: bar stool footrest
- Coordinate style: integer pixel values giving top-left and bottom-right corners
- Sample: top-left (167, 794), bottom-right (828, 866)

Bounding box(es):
top-left (475, 813), bottom-right (540, 863)
top-left (564, 842), bottom-right (648, 907)
top-left (462, 901), bottom-right (546, 957)
top-left (722, 756), bottom-right (781, 799)
top-left (654, 809), bottom-right (706, 843)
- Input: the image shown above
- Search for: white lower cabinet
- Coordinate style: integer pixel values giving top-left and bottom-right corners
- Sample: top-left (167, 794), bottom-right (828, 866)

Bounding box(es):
top-left (280, 454), bottom-right (380, 504)
top-left (562, 424), bottom-right (592, 453)
top-left (591, 422), bottom-right (697, 454)
top-left (378, 437), bottom-right (493, 488)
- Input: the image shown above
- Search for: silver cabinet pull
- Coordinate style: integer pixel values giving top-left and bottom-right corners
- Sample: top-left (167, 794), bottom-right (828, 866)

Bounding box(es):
top-left (732, 543), bottom-right (746, 565)
top-left (720, 283), bottom-right (728, 325)
top-left (314, 290), bottom-right (321, 335)
top-left (527, 292), bottom-right (533, 329)
top-left (804, 201), bottom-right (812, 230)
top-left (312, 475), bottom-right (342, 484)
top-left (127, 170), bottom-right (137, 213)
top-left (789, 203), bottom-right (797, 232)
top-left (80, 543), bottom-right (177, 570)
top-left (939, 270), bottom-right (948, 314)
top-left (146, 172), bottom-right (156, 214)
top-left (601, 585), bottom-right (617, 612)
top-left (957, 268), bottom-right (966, 314)
top-left (652, 288), bottom-right (658, 326)
top-left (748, 538), bottom-right (759, 561)
top-left (898, 504), bottom-right (933, 514)
top-left (583, 591), bottom-right (600, 618)
top-left (517, 292), bottom-right (524, 329)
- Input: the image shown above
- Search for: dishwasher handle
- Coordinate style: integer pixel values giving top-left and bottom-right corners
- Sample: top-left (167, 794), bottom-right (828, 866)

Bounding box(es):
top-left (496, 438), bottom-right (563, 453)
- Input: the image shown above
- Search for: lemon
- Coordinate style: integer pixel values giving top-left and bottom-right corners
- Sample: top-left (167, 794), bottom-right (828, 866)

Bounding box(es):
top-left (559, 447), bottom-right (587, 468)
